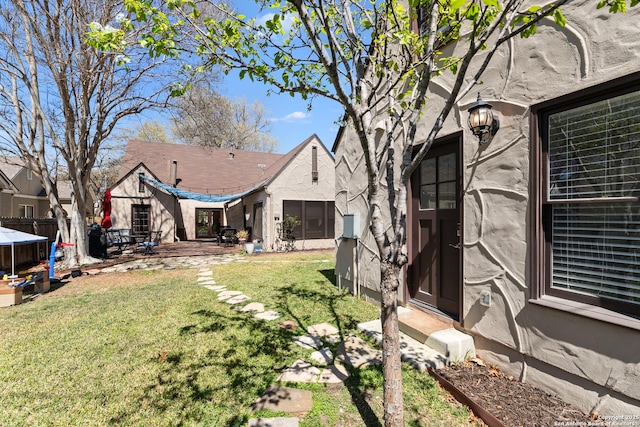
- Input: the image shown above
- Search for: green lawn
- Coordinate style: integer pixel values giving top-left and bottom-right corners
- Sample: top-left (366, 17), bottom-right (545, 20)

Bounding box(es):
top-left (0, 251), bottom-right (480, 426)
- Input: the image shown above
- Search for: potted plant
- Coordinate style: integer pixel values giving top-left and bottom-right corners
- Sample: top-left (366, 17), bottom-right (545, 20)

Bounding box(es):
top-left (235, 229), bottom-right (249, 244)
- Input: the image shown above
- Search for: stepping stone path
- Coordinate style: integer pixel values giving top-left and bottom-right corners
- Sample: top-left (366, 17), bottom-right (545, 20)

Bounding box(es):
top-left (198, 266), bottom-right (388, 426)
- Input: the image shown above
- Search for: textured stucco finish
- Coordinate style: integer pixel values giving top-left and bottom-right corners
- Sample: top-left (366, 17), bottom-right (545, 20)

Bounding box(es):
top-left (334, 2), bottom-right (640, 414)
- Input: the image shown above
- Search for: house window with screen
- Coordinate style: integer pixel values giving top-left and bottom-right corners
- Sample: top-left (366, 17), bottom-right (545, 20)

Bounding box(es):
top-left (283, 200), bottom-right (335, 239)
top-left (536, 79), bottom-right (640, 318)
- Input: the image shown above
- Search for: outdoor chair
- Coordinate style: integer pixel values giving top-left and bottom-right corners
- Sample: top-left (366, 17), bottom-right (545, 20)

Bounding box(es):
top-left (138, 231), bottom-right (161, 255)
top-left (220, 228), bottom-right (237, 247)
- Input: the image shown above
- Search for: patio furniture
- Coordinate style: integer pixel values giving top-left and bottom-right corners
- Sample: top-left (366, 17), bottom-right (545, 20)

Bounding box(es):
top-left (106, 229), bottom-right (136, 252)
top-left (137, 231), bottom-right (161, 255)
top-left (220, 228), bottom-right (237, 247)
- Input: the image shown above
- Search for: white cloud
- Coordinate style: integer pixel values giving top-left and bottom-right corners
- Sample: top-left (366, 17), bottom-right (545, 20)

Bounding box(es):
top-left (270, 111), bottom-right (311, 123)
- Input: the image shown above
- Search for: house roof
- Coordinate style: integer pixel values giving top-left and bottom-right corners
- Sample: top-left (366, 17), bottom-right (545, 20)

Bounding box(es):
top-left (116, 137), bottom-right (326, 195)
top-left (0, 156), bottom-right (24, 180)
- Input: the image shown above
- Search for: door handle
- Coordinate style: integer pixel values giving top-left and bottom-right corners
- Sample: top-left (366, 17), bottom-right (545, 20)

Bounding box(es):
top-left (449, 243), bottom-right (460, 249)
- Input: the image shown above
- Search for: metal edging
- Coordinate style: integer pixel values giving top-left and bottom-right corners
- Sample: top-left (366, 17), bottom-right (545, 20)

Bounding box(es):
top-left (428, 368), bottom-right (507, 427)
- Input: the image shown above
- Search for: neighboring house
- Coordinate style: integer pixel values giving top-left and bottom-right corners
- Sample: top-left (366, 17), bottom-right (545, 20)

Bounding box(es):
top-left (334, 5), bottom-right (639, 416)
top-left (0, 156), bottom-right (93, 220)
top-left (0, 156), bottom-right (49, 218)
top-left (111, 135), bottom-right (335, 250)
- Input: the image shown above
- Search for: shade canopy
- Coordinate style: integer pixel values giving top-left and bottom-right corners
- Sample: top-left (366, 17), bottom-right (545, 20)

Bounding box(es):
top-left (0, 226), bottom-right (47, 277)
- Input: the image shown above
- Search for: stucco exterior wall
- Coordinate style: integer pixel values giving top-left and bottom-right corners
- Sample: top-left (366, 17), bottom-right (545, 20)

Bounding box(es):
top-left (110, 165), bottom-right (177, 243)
top-left (0, 192), bottom-right (12, 216)
top-left (269, 137), bottom-right (335, 251)
top-left (335, 2), bottom-right (640, 415)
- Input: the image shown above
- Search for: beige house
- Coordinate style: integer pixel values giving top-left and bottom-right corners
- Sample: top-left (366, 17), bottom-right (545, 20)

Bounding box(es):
top-left (334, 4), bottom-right (639, 416)
top-left (0, 156), bottom-right (94, 220)
top-left (111, 135), bottom-right (335, 250)
top-left (0, 157), bottom-right (49, 218)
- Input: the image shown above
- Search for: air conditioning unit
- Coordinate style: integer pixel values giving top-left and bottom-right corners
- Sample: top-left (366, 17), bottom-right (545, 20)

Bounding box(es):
top-left (343, 213), bottom-right (360, 239)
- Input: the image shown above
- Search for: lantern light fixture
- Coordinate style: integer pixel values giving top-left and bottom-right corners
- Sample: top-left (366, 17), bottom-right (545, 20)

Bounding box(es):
top-left (467, 93), bottom-right (500, 144)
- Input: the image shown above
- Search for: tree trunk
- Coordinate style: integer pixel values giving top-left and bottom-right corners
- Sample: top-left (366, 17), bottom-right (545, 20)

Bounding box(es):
top-left (380, 259), bottom-right (404, 426)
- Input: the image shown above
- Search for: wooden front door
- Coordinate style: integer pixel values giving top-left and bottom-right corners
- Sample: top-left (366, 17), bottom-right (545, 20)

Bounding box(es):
top-left (409, 138), bottom-right (461, 317)
top-left (196, 208), bottom-right (222, 239)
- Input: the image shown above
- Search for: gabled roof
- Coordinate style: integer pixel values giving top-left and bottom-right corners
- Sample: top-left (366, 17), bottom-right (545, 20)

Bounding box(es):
top-left (116, 137), bottom-right (328, 196)
top-left (0, 156), bottom-right (25, 180)
top-left (0, 169), bottom-right (17, 192)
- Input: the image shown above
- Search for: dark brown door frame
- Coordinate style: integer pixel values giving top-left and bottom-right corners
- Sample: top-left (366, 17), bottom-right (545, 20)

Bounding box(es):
top-left (405, 133), bottom-right (464, 322)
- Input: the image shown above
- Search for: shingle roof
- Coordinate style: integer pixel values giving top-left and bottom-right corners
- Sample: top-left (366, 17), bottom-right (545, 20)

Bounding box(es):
top-left (0, 156), bottom-right (24, 180)
top-left (117, 141), bottom-right (287, 195)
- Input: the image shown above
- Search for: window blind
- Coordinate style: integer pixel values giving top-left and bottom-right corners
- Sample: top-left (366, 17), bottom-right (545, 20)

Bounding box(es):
top-left (547, 89), bottom-right (640, 309)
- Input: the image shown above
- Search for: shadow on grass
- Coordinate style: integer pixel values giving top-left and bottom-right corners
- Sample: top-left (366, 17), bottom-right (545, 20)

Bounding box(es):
top-left (274, 282), bottom-right (382, 426)
top-left (109, 307), bottom-right (298, 427)
top-left (110, 270), bottom-right (383, 426)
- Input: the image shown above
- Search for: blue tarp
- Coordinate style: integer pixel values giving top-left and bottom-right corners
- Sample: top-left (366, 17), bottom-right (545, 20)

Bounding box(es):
top-left (139, 174), bottom-right (266, 202)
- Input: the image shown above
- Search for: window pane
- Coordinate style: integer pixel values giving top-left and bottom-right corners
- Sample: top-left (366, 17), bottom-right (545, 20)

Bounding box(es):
top-left (551, 202), bottom-right (640, 307)
top-left (549, 90), bottom-right (640, 199)
top-left (438, 153), bottom-right (456, 182)
top-left (305, 201), bottom-right (325, 238)
top-left (420, 158), bottom-right (436, 185)
top-left (438, 182), bottom-right (456, 209)
top-left (420, 184), bottom-right (436, 209)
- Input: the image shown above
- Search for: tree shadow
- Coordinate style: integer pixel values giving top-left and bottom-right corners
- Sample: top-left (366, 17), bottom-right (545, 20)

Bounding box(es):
top-left (274, 281), bottom-right (382, 426)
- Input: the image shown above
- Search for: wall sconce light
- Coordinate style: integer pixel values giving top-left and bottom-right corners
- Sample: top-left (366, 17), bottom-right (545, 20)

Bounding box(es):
top-left (467, 93), bottom-right (500, 145)
top-left (245, 212), bottom-right (251, 221)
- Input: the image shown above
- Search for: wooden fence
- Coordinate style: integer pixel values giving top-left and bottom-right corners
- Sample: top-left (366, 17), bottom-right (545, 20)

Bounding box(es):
top-left (0, 218), bottom-right (59, 274)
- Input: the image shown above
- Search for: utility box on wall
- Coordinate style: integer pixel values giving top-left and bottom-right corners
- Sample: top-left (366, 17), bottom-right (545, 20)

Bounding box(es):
top-left (343, 213), bottom-right (360, 239)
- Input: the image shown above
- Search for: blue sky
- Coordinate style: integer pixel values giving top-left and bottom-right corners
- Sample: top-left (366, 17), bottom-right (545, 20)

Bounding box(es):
top-left (220, 70), bottom-right (344, 154)
top-left (218, 0), bottom-right (344, 154)
top-left (134, 0), bottom-right (344, 155)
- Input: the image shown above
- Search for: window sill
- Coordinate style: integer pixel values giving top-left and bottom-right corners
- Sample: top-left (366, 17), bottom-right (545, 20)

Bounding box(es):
top-left (529, 295), bottom-right (640, 331)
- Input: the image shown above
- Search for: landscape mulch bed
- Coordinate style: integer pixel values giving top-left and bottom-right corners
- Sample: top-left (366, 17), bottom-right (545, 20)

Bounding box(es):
top-left (435, 360), bottom-right (604, 427)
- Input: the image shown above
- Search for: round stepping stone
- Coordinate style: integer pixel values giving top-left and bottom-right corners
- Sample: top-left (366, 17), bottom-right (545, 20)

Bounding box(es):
top-left (241, 302), bottom-right (265, 313)
top-left (307, 323), bottom-right (339, 337)
top-left (278, 320), bottom-right (298, 331)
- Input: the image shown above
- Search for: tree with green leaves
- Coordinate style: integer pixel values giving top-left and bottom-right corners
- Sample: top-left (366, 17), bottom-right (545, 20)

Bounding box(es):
top-left (87, 0), bottom-right (636, 424)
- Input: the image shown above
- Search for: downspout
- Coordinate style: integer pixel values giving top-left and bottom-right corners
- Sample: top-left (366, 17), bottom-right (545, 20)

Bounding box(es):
top-left (265, 187), bottom-right (272, 250)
